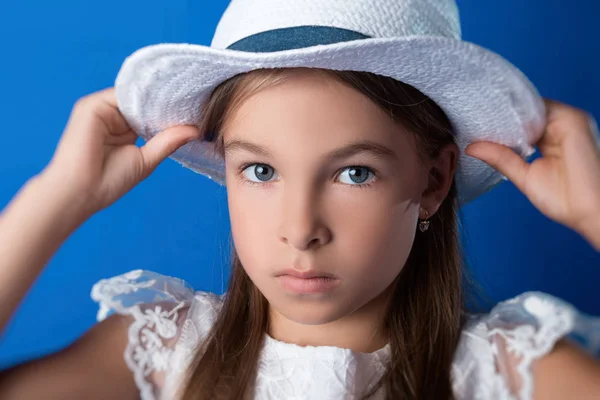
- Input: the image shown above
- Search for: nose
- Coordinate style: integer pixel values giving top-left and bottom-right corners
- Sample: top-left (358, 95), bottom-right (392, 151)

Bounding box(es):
top-left (278, 184), bottom-right (331, 251)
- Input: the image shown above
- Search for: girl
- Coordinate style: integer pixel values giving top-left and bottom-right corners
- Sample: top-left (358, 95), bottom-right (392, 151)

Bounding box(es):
top-left (1, 1), bottom-right (600, 399)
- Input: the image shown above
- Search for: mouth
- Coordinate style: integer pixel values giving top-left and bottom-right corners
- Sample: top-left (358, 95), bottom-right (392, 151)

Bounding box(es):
top-left (275, 268), bottom-right (340, 294)
top-left (275, 268), bottom-right (337, 279)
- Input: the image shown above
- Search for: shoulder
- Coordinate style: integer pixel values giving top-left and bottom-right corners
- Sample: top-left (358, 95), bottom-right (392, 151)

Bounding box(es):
top-left (90, 269), bottom-right (224, 400)
top-left (454, 291), bottom-right (600, 400)
top-left (531, 335), bottom-right (600, 399)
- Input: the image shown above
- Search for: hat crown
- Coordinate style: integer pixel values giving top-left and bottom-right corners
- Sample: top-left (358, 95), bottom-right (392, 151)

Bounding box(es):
top-left (211, 0), bottom-right (461, 49)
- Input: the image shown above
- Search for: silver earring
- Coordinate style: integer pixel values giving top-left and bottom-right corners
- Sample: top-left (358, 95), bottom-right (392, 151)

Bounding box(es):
top-left (419, 210), bottom-right (430, 232)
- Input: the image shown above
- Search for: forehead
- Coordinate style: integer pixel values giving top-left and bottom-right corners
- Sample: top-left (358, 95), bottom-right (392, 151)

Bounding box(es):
top-left (222, 70), bottom-right (414, 156)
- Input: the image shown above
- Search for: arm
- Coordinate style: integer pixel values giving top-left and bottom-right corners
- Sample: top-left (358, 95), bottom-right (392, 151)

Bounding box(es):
top-left (496, 330), bottom-right (600, 400)
top-left (0, 313), bottom-right (139, 400)
top-left (488, 291), bottom-right (600, 400)
top-left (576, 213), bottom-right (600, 252)
top-left (500, 337), bottom-right (600, 400)
top-left (0, 87), bottom-right (196, 399)
top-left (0, 175), bottom-right (187, 399)
top-left (0, 86), bottom-right (197, 333)
top-left (0, 173), bottom-right (140, 398)
top-left (0, 172), bottom-right (89, 333)
top-left (532, 339), bottom-right (600, 400)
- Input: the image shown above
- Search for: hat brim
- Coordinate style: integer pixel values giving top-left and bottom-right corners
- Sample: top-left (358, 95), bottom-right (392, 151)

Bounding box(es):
top-left (114, 36), bottom-right (546, 206)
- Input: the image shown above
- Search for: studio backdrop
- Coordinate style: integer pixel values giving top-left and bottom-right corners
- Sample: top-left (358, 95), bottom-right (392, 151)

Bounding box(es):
top-left (0, 0), bottom-right (598, 368)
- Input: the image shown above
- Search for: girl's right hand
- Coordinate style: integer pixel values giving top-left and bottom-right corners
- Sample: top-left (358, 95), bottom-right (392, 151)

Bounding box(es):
top-left (40, 87), bottom-right (200, 218)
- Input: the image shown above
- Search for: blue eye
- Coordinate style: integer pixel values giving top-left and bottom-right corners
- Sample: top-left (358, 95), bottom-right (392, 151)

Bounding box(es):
top-left (338, 166), bottom-right (375, 185)
top-left (239, 163), bottom-right (376, 188)
top-left (242, 163), bottom-right (278, 183)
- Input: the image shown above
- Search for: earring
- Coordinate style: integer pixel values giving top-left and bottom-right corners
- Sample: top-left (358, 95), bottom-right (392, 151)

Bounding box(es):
top-left (418, 209), bottom-right (431, 232)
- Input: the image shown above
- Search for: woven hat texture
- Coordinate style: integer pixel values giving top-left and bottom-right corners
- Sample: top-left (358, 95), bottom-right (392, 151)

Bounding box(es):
top-left (115, 0), bottom-right (546, 206)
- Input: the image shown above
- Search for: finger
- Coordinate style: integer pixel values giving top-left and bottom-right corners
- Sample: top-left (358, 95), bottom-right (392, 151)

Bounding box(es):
top-left (88, 87), bottom-right (133, 136)
top-left (139, 126), bottom-right (199, 173)
top-left (465, 141), bottom-right (530, 190)
top-left (68, 87), bottom-right (131, 138)
top-left (543, 97), bottom-right (588, 127)
top-left (539, 98), bottom-right (595, 149)
top-left (105, 128), bottom-right (138, 146)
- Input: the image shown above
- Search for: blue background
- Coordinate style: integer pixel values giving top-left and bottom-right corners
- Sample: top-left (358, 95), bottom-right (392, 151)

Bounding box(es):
top-left (0, 0), bottom-right (598, 368)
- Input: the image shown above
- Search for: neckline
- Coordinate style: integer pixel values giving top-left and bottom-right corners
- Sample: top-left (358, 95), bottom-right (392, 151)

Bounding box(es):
top-left (263, 332), bottom-right (392, 358)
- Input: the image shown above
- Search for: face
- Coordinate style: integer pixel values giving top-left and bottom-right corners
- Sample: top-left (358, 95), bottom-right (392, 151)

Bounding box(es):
top-left (222, 69), bottom-right (429, 326)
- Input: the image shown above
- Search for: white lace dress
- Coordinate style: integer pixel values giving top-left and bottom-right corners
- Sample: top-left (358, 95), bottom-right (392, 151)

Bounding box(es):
top-left (90, 269), bottom-right (600, 400)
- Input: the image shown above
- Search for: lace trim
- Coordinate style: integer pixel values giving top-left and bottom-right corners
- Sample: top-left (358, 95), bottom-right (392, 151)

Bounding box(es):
top-left (487, 292), bottom-right (576, 400)
top-left (90, 271), bottom-right (600, 400)
top-left (90, 269), bottom-right (194, 400)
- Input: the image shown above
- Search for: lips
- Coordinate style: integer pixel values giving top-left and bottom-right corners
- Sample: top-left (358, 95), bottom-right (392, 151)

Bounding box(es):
top-left (275, 268), bottom-right (340, 294)
top-left (275, 267), bottom-right (337, 279)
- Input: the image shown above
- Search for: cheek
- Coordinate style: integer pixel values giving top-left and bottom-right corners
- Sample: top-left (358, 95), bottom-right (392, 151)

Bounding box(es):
top-left (226, 171), bottom-right (419, 287)
top-left (332, 194), bottom-right (418, 282)
top-left (227, 186), bottom-right (274, 276)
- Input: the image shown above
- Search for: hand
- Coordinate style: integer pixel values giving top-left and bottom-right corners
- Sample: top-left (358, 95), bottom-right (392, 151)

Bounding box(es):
top-left (40, 87), bottom-right (200, 217)
top-left (465, 98), bottom-right (600, 237)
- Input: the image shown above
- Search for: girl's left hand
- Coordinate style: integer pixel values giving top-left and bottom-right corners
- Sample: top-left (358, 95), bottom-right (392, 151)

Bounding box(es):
top-left (465, 98), bottom-right (600, 239)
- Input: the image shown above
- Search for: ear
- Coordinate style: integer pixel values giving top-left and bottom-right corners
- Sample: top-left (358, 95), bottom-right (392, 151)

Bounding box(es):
top-left (419, 143), bottom-right (459, 218)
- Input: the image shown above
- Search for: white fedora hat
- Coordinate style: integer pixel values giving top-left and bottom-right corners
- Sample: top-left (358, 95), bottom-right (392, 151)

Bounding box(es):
top-left (114, 0), bottom-right (546, 206)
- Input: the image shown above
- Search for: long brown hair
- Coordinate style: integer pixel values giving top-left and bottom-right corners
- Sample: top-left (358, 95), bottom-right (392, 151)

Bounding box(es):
top-left (177, 67), bottom-right (482, 399)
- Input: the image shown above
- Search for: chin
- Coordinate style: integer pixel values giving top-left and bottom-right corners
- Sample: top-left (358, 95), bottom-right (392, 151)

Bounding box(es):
top-left (278, 309), bottom-right (342, 326)
top-left (271, 297), bottom-right (354, 326)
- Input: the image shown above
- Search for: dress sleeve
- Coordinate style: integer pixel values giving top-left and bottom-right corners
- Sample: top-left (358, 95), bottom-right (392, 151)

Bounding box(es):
top-left (485, 291), bottom-right (600, 400)
top-left (90, 269), bottom-right (196, 400)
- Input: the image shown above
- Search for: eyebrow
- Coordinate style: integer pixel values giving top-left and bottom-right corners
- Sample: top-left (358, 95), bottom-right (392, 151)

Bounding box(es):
top-left (224, 139), bottom-right (398, 161)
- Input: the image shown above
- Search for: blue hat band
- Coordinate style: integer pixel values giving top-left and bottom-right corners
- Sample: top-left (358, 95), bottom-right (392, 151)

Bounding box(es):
top-left (226, 26), bottom-right (370, 53)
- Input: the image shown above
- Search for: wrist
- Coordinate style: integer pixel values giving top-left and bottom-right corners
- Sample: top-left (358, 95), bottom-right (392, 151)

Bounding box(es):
top-left (576, 212), bottom-right (600, 252)
top-left (27, 171), bottom-right (93, 230)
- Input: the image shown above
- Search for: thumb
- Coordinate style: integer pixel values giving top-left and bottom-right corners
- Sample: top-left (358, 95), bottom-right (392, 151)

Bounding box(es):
top-left (465, 141), bottom-right (530, 190)
top-left (140, 125), bottom-right (200, 173)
